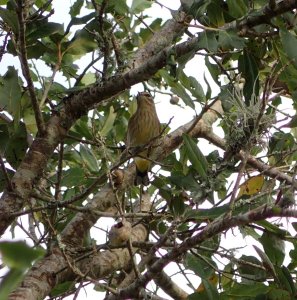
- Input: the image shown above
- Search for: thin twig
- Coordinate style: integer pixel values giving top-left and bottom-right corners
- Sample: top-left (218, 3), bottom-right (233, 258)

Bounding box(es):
top-left (127, 238), bottom-right (141, 279)
top-left (74, 55), bottom-right (102, 86)
top-left (16, 0), bottom-right (45, 134)
top-left (39, 54), bottom-right (61, 108)
top-left (94, 0), bottom-right (110, 81)
top-left (228, 154), bottom-right (248, 210)
top-left (54, 142), bottom-right (64, 200)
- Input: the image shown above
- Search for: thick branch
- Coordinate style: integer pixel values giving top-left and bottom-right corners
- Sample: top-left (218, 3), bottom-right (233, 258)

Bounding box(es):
top-left (5, 3), bottom-right (297, 299)
top-left (8, 224), bottom-right (147, 300)
top-left (153, 270), bottom-right (188, 300)
top-left (108, 205), bottom-right (297, 299)
top-left (200, 131), bottom-right (294, 185)
top-left (223, 0), bottom-right (297, 31)
top-left (2, 0), bottom-right (295, 236)
top-left (8, 101), bottom-right (221, 300)
top-left (0, 9), bottom-right (197, 236)
top-left (132, 10), bottom-right (189, 69)
top-left (239, 0), bottom-right (297, 29)
top-left (8, 104), bottom-right (296, 299)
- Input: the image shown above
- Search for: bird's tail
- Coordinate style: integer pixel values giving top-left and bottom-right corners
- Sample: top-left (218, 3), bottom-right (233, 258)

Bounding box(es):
top-left (135, 168), bottom-right (150, 186)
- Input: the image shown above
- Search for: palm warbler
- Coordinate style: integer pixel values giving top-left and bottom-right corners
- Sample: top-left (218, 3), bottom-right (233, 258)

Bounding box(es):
top-left (126, 92), bottom-right (161, 185)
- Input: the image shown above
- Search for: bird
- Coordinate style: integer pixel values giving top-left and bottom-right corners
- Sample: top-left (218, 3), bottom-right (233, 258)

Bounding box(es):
top-left (108, 220), bottom-right (132, 247)
top-left (126, 92), bottom-right (161, 186)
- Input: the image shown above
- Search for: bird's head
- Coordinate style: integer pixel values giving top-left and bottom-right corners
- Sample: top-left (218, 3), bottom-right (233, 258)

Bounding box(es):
top-left (136, 91), bottom-right (155, 107)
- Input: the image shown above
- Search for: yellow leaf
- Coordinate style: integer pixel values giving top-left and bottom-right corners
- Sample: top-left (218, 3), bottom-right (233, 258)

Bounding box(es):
top-left (238, 175), bottom-right (264, 198)
top-left (196, 273), bottom-right (218, 292)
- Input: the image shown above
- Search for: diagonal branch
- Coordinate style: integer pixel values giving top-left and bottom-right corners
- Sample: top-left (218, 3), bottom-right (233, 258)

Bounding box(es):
top-left (0, 6), bottom-right (196, 236)
top-left (8, 100), bottom-right (223, 300)
top-left (8, 102), bottom-right (296, 299)
top-left (222, 0), bottom-right (297, 31)
top-left (5, 3), bottom-right (297, 299)
top-left (153, 269), bottom-right (188, 300)
top-left (2, 0), bottom-right (296, 237)
top-left (106, 205), bottom-right (297, 299)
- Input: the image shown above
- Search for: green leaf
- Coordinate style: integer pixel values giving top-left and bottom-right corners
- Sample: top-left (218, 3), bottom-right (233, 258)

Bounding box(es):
top-left (50, 281), bottom-right (75, 297)
top-left (61, 168), bottom-right (85, 187)
top-left (227, 0), bottom-right (248, 18)
top-left (280, 266), bottom-right (296, 295)
top-left (280, 30), bottom-right (297, 68)
top-left (139, 18), bottom-right (162, 42)
top-left (182, 134), bottom-right (208, 180)
top-left (187, 0), bottom-right (211, 19)
top-left (65, 37), bottom-right (97, 55)
top-left (73, 116), bottom-right (93, 139)
top-left (190, 277), bottom-right (219, 300)
top-left (238, 49), bottom-right (259, 105)
top-left (156, 221), bottom-right (167, 235)
top-left (68, 12), bottom-right (95, 26)
top-left (238, 255), bottom-right (267, 282)
top-left (185, 205), bottom-right (228, 221)
top-left (185, 254), bottom-right (217, 279)
top-left (171, 85), bottom-right (194, 108)
top-left (0, 123), bottom-right (9, 154)
top-left (70, 0), bottom-right (84, 17)
top-left (159, 69), bottom-right (195, 108)
top-left (221, 282), bottom-right (270, 297)
top-left (23, 108), bottom-right (37, 134)
top-left (34, 0), bottom-right (52, 10)
top-left (259, 232), bottom-right (285, 266)
top-left (205, 56), bottom-right (220, 85)
top-left (130, 0), bottom-right (152, 14)
top-left (0, 7), bottom-right (18, 33)
top-left (188, 76), bottom-right (206, 102)
top-left (198, 31), bottom-right (218, 52)
top-left (100, 106), bottom-right (117, 137)
top-left (203, 72), bottom-right (212, 100)
top-left (0, 241), bottom-right (44, 269)
top-left (79, 144), bottom-right (99, 172)
top-left (274, 266), bottom-right (296, 295)
top-left (27, 22), bottom-right (64, 41)
top-left (253, 245), bottom-right (276, 277)
top-left (178, 70), bottom-right (205, 102)
top-left (218, 30), bottom-right (246, 50)
top-left (81, 72), bottom-right (96, 86)
top-left (169, 195), bottom-right (185, 216)
top-left (4, 122), bottom-right (29, 169)
top-left (207, 3), bottom-right (225, 27)
top-left (106, 0), bottom-right (129, 15)
top-left (256, 220), bottom-right (287, 236)
top-left (169, 171), bottom-right (199, 190)
top-left (0, 268), bottom-right (24, 300)
top-left (0, 66), bottom-right (22, 124)
top-left (267, 288), bottom-right (291, 300)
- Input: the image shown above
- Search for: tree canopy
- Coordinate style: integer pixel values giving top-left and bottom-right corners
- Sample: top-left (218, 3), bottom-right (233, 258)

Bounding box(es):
top-left (1, 0), bottom-right (297, 299)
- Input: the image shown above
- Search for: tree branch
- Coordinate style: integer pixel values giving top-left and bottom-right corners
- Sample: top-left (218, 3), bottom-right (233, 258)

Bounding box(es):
top-left (153, 270), bottom-right (188, 300)
top-left (0, 5), bottom-right (196, 235)
top-left (7, 102), bottom-right (296, 299)
top-left (16, 0), bottom-right (45, 134)
top-left (225, 0), bottom-right (297, 31)
top-left (106, 205), bottom-right (297, 299)
top-left (8, 100), bottom-right (222, 300)
top-left (2, 0), bottom-right (295, 236)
